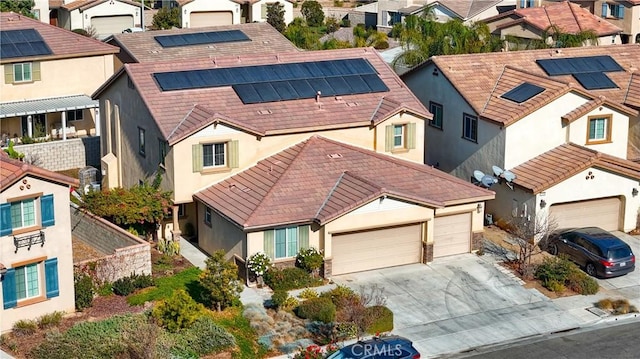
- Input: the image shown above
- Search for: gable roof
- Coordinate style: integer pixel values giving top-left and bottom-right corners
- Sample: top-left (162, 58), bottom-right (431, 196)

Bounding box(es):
top-left (407, 44), bottom-right (640, 126)
top-left (0, 153), bottom-right (79, 190)
top-left (61, 0), bottom-right (144, 11)
top-left (176, 0), bottom-right (293, 6)
top-left (485, 1), bottom-right (622, 37)
top-left (625, 73), bottom-right (640, 110)
top-left (109, 22), bottom-right (298, 63)
top-left (0, 12), bottom-right (118, 64)
top-left (94, 47), bottom-right (432, 146)
top-left (194, 136), bottom-right (494, 230)
top-left (434, 0), bottom-right (503, 20)
top-left (510, 143), bottom-right (640, 194)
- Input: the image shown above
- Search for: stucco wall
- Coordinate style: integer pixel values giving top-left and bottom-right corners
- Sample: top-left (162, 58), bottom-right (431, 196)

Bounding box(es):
top-left (197, 202), bottom-right (246, 259)
top-left (182, 0), bottom-right (241, 28)
top-left (12, 136), bottom-right (100, 172)
top-left (567, 106), bottom-right (629, 158)
top-left (251, 0), bottom-right (294, 24)
top-left (0, 177), bottom-right (75, 333)
top-left (68, 1), bottom-right (141, 32)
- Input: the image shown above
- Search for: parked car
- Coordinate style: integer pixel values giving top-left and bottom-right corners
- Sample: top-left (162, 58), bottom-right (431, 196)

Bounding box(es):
top-left (547, 227), bottom-right (635, 278)
top-left (327, 335), bottom-right (420, 359)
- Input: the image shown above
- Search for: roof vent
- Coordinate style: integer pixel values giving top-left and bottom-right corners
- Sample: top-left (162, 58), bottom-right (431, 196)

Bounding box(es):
top-left (346, 102), bottom-right (359, 107)
top-left (257, 109), bottom-right (272, 115)
top-left (148, 50), bottom-right (160, 54)
top-left (327, 153), bottom-right (343, 159)
top-left (207, 45), bottom-right (216, 49)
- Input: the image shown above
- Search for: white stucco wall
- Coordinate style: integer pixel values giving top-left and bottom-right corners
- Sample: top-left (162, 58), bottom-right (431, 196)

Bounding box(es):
top-left (567, 106), bottom-right (629, 158)
top-left (251, 0), bottom-right (294, 25)
top-left (33, 0), bottom-right (50, 24)
top-left (182, 0), bottom-right (241, 28)
top-left (68, 1), bottom-right (141, 33)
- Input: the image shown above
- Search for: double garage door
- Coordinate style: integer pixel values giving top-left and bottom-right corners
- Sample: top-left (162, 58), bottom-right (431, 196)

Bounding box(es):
top-left (549, 197), bottom-right (621, 231)
top-left (91, 15), bottom-right (133, 37)
top-left (190, 11), bottom-right (233, 27)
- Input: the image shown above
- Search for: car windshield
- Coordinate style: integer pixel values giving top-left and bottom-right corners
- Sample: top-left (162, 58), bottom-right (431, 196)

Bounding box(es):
top-left (608, 246), bottom-right (632, 259)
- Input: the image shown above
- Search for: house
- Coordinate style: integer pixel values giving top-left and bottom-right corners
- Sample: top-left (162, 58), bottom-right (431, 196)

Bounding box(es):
top-left (427, 0), bottom-right (516, 24)
top-left (484, 1), bottom-right (623, 48)
top-left (194, 135), bottom-right (494, 277)
top-left (401, 44), bottom-right (640, 232)
top-left (54, 0), bottom-right (145, 39)
top-left (0, 153), bottom-right (79, 333)
top-left (0, 12), bottom-right (118, 145)
top-left (175, 0), bottom-right (294, 28)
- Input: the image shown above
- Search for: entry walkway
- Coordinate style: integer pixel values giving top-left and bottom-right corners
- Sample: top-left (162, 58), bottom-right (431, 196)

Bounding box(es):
top-left (179, 236), bottom-right (208, 269)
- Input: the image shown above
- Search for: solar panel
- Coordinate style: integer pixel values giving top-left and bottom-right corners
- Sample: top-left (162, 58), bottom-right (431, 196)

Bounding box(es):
top-left (0, 29), bottom-right (51, 59)
top-left (501, 82), bottom-right (545, 103)
top-left (233, 84), bottom-right (262, 104)
top-left (154, 30), bottom-right (250, 48)
top-left (572, 72), bottom-right (618, 90)
top-left (536, 55), bottom-right (623, 76)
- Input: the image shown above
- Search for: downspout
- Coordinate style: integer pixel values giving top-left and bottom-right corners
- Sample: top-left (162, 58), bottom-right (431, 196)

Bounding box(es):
top-left (114, 105), bottom-right (122, 187)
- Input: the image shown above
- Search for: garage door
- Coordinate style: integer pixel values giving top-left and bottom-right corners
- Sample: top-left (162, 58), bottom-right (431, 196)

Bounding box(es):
top-left (549, 197), bottom-right (621, 231)
top-left (332, 224), bottom-right (422, 275)
top-left (190, 11), bottom-right (233, 27)
top-left (91, 15), bottom-right (133, 38)
top-left (433, 213), bottom-right (471, 258)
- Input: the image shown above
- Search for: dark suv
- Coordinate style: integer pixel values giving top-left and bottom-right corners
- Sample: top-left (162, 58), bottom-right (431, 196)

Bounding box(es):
top-left (547, 227), bottom-right (635, 278)
top-left (327, 336), bottom-right (420, 359)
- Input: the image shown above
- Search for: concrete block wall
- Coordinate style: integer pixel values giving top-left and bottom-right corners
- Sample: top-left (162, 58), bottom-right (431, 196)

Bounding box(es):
top-left (14, 137), bottom-right (100, 172)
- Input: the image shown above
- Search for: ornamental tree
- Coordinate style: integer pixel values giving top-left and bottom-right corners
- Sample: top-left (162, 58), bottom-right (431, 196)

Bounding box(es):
top-left (266, 2), bottom-right (286, 33)
top-left (1, 0), bottom-right (36, 18)
top-left (199, 251), bottom-right (243, 311)
top-left (301, 0), bottom-right (324, 27)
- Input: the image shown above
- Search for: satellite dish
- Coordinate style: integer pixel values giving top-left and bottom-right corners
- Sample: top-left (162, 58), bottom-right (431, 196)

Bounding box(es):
top-left (503, 170), bottom-right (517, 182)
top-left (473, 170), bottom-right (485, 182)
top-left (481, 175), bottom-right (498, 188)
top-left (492, 165), bottom-right (504, 177)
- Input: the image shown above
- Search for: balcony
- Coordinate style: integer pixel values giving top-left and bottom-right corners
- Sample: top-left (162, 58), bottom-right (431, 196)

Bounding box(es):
top-left (13, 231), bottom-right (45, 253)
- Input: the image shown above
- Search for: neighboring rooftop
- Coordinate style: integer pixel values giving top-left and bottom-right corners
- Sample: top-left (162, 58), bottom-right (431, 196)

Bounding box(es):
top-left (434, 0), bottom-right (503, 20)
top-left (194, 136), bottom-right (494, 229)
top-left (0, 152), bottom-right (79, 190)
top-left (61, 0), bottom-right (145, 12)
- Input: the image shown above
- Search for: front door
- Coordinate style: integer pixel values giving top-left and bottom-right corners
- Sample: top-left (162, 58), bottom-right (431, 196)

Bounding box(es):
top-left (21, 114), bottom-right (46, 138)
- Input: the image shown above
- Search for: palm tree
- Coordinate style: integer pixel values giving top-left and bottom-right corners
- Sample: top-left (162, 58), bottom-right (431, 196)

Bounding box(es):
top-left (504, 25), bottom-right (599, 50)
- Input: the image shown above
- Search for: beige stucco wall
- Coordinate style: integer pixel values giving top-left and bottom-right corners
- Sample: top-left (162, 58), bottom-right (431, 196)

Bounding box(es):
top-left (196, 202), bottom-right (247, 259)
top-left (182, 0), bottom-right (241, 28)
top-left (567, 106), bottom-right (629, 157)
top-left (251, 0), bottom-right (294, 24)
top-left (595, 0), bottom-right (640, 40)
top-left (246, 228), bottom-right (322, 265)
top-left (0, 176), bottom-right (75, 333)
top-left (67, 1), bottom-right (141, 33)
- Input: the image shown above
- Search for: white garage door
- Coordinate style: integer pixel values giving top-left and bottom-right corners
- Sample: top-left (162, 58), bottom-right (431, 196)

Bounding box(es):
top-left (332, 224), bottom-right (422, 275)
top-left (91, 15), bottom-right (133, 38)
top-left (433, 213), bottom-right (471, 258)
top-left (549, 197), bottom-right (621, 231)
top-left (190, 11), bottom-right (233, 27)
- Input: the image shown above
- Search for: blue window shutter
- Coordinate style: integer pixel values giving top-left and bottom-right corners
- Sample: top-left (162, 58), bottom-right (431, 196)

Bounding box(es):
top-left (617, 6), bottom-right (624, 19)
top-left (2, 268), bottom-right (17, 309)
top-left (45, 258), bottom-right (59, 298)
top-left (520, 0), bottom-right (525, 8)
top-left (41, 194), bottom-right (55, 227)
top-left (602, 3), bottom-right (607, 17)
top-left (0, 203), bottom-right (11, 236)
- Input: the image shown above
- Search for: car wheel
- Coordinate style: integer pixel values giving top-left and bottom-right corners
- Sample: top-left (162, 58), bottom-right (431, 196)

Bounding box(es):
top-left (585, 263), bottom-right (597, 277)
top-left (549, 243), bottom-right (558, 256)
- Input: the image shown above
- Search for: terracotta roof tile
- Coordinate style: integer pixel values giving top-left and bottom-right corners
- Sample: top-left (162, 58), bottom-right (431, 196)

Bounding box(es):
top-left (625, 72), bottom-right (640, 109)
top-left (0, 12), bottom-right (118, 64)
top-left (110, 22), bottom-right (299, 63)
top-left (436, 0), bottom-right (502, 19)
top-left (99, 48), bottom-right (431, 144)
top-left (194, 136), bottom-right (495, 229)
top-left (561, 97), bottom-right (605, 123)
top-left (0, 154), bottom-right (79, 190)
top-left (62, 0), bottom-right (143, 11)
top-left (511, 143), bottom-right (640, 193)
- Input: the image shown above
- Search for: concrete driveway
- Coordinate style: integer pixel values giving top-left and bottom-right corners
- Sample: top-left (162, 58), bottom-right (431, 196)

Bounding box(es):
top-left (332, 255), bottom-right (588, 358)
top-left (597, 232), bottom-right (640, 304)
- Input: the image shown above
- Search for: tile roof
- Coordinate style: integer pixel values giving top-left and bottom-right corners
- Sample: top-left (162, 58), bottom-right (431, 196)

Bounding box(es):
top-left (510, 143), bottom-right (640, 193)
top-left (96, 47), bottom-right (431, 145)
top-left (110, 22), bottom-right (299, 63)
top-left (625, 73), bottom-right (640, 109)
top-left (62, 0), bottom-right (144, 11)
top-left (49, 0), bottom-right (64, 8)
top-left (194, 136), bottom-right (494, 229)
top-left (0, 153), bottom-right (79, 190)
top-left (435, 0), bottom-right (503, 20)
top-left (560, 97), bottom-right (605, 123)
top-left (414, 44), bottom-right (640, 126)
top-left (488, 1), bottom-right (622, 36)
top-left (0, 12), bottom-right (118, 64)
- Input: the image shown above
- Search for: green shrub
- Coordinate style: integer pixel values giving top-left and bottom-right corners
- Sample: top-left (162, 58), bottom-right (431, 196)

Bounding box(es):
top-left (296, 247), bottom-right (324, 275)
top-left (264, 267), bottom-right (321, 291)
top-left (271, 290), bottom-right (289, 309)
top-left (199, 250), bottom-right (243, 311)
top-left (365, 305), bottom-right (393, 334)
top-left (132, 273), bottom-right (155, 289)
top-left (296, 297), bottom-right (336, 323)
top-left (567, 270), bottom-right (599, 295)
top-left (13, 319), bottom-right (37, 336)
top-left (298, 288), bottom-right (319, 299)
top-left (74, 272), bottom-right (94, 311)
top-left (96, 282), bottom-right (113, 296)
top-left (536, 256), bottom-right (598, 294)
top-left (37, 311), bottom-right (64, 329)
top-left (177, 316), bottom-right (236, 355)
top-left (112, 276), bottom-right (136, 296)
top-left (151, 289), bottom-right (205, 332)
top-left (320, 285), bottom-right (359, 309)
top-left (535, 256), bottom-right (573, 284)
top-left (544, 279), bottom-right (565, 293)
top-left (282, 296), bottom-right (300, 311)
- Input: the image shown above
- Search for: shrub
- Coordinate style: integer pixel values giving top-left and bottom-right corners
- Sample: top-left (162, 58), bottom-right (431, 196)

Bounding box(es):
top-left (177, 316), bottom-right (236, 355)
top-left (199, 250), bottom-right (243, 311)
top-left (596, 298), bottom-right (614, 310)
top-left (292, 345), bottom-right (324, 359)
top-left (365, 305), bottom-right (393, 334)
top-left (544, 279), bottom-right (565, 293)
top-left (567, 270), bottom-right (599, 295)
top-left (271, 290), bottom-right (289, 309)
top-left (321, 285), bottom-right (359, 309)
top-left (535, 256), bottom-right (573, 284)
top-left (247, 252), bottom-right (272, 277)
top-left (152, 289), bottom-right (205, 332)
top-left (282, 296), bottom-right (300, 311)
top-left (296, 247), bottom-right (324, 275)
top-left (37, 311), bottom-right (64, 329)
top-left (74, 272), bottom-right (94, 311)
top-left (96, 282), bottom-right (113, 296)
top-left (132, 273), bottom-right (155, 289)
top-left (296, 297), bottom-right (336, 323)
top-left (298, 288), bottom-right (319, 299)
top-left (264, 267), bottom-right (321, 291)
top-left (13, 319), bottom-right (37, 336)
top-left (301, 0), bottom-right (324, 27)
top-left (112, 276), bottom-right (136, 296)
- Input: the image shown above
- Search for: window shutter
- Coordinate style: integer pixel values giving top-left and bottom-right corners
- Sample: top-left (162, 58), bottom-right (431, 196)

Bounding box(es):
top-left (406, 123), bottom-right (416, 149)
top-left (228, 140), bottom-right (239, 168)
top-left (4, 64), bottom-right (14, 84)
top-left (32, 62), bottom-right (41, 81)
top-left (0, 203), bottom-right (12, 236)
top-left (384, 125), bottom-right (393, 152)
top-left (41, 194), bottom-right (55, 227)
top-left (2, 268), bottom-right (17, 309)
top-left (298, 225), bottom-right (309, 249)
top-left (45, 258), bottom-right (60, 298)
top-left (520, 0), bottom-right (525, 8)
top-left (602, 3), bottom-right (607, 17)
top-left (263, 230), bottom-right (275, 259)
top-left (261, 4), bottom-right (267, 19)
top-left (617, 5), bottom-right (624, 19)
top-left (192, 144), bottom-right (203, 172)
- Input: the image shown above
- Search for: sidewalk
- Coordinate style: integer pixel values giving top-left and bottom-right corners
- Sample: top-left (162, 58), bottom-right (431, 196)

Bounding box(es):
top-left (178, 236), bottom-right (208, 269)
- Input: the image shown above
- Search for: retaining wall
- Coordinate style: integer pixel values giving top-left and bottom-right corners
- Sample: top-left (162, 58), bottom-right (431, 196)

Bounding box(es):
top-left (14, 137), bottom-right (100, 172)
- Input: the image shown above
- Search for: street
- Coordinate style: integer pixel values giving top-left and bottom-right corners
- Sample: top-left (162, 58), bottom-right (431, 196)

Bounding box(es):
top-left (446, 319), bottom-right (640, 359)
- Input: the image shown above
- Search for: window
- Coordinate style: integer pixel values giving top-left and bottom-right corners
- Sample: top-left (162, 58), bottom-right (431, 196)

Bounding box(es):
top-left (429, 102), bottom-right (443, 129)
top-left (2, 258), bottom-right (59, 309)
top-left (203, 143), bottom-right (225, 167)
top-left (263, 225), bottom-right (310, 259)
top-left (166, 204), bottom-right (186, 219)
top-left (138, 127), bottom-right (146, 156)
top-left (393, 125), bottom-right (404, 148)
top-left (603, 3), bottom-right (625, 19)
top-left (520, 0), bottom-right (536, 8)
top-left (159, 139), bottom-right (168, 165)
top-left (66, 109), bottom-right (84, 122)
top-left (587, 115), bottom-right (611, 143)
top-left (462, 113), bottom-right (478, 142)
top-left (13, 63), bottom-right (32, 82)
top-left (10, 199), bottom-right (36, 230)
top-left (384, 124), bottom-right (416, 152)
top-left (204, 206), bottom-right (212, 226)
top-left (15, 263), bottom-right (40, 300)
top-left (1, 194), bottom-right (55, 236)
top-left (192, 141), bottom-right (239, 172)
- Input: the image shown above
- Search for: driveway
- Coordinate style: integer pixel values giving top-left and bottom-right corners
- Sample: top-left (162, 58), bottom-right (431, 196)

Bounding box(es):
top-left (596, 232), bottom-right (640, 304)
top-left (332, 254), bottom-right (588, 358)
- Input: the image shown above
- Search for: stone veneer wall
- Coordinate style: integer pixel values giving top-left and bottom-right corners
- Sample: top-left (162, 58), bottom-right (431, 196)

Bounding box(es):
top-left (14, 137), bottom-right (100, 172)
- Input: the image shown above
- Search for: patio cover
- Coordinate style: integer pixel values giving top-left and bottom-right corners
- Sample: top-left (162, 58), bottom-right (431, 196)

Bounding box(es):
top-left (0, 95), bottom-right (98, 119)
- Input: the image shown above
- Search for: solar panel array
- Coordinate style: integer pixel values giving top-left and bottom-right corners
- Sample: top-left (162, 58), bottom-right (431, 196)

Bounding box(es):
top-left (0, 29), bottom-right (52, 59)
top-left (501, 82), bottom-right (545, 103)
top-left (153, 58), bottom-right (389, 104)
top-left (535, 55), bottom-right (622, 90)
top-left (154, 30), bottom-right (250, 48)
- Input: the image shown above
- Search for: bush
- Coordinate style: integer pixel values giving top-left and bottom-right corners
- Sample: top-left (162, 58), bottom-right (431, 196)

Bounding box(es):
top-left (567, 270), bottom-right (599, 295)
top-left (296, 297), bottom-right (336, 323)
top-left (96, 282), bottom-right (113, 296)
top-left (301, 0), bottom-right (325, 27)
top-left (282, 296), bottom-right (300, 311)
top-left (112, 276), bottom-right (136, 296)
top-left (543, 279), bottom-right (565, 293)
top-left (536, 256), bottom-right (599, 294)
top-left (37, 311), bottom-right (64, 329)
top-left (298, 288), bottom-right (319, 299)
top-left (152, 289), bottom-right (205, 332)
top-left (321, 285), bottom-right (359, 309)
top-left (365, 305), bottom-right (393, 334)
top-left (535, 256), bottom-right (573, 284)
top-left (74, 272), bottom-right (94, 311)
top-left (177, 316), bottom-right (236, 355)
top-left (248, 252), bottom-right (272, 277)
top-left (199, 251), bottom-right (243, 311)
top-left (596, 298), bottom-right (614, 310)
top-left (271, 290), bottom-right (289, 309)
top-left (264, 267), bottom-right (321, 291)
top-left (13, 319), bottom-right (37, 336)
top-left (132, 273), bottom-right (155, 289)
top-left (296, 247), bottom-right (324, 275)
